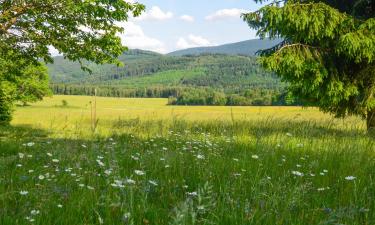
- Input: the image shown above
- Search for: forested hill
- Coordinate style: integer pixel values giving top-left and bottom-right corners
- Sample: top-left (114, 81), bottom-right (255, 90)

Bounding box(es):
top-left (168, 39), bottom-right (281, 56)
top-left (48, 42), bottom-right (294, 106)
top-left (48, 49), bottom-right (280, 90)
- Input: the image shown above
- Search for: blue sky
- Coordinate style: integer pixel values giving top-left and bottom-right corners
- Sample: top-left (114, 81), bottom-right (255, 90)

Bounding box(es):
top-left (122, 0), bottom-right (265, 53)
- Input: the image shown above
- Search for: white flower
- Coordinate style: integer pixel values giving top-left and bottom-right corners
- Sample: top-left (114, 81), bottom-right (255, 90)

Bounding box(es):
top-left (252, 155), bottom-right (259, 159)
top-left (286, 133), bottom-right (293, 137)
top-left (38, 175), bottom-right (45, 180)
top-left (291, 171), bottom-right (304, 177)
top-left (148, 180), bottom-right (158, 186)
top-left (26, 142), bottom-right (35, 147)
top-left (82, 144), bottom-right (87, 148)
top-left (30, 209), bottom-right (40, 215)
top-left (16, 164), bottom-right (22, 167)
top-left (345, 176), bottom-right (356, 181)
top-left (196, 154), bottom-right (205, 160)
top-left (187, 191), bottom-right (198, 197)
top-left (52, 159), bottom-right (59, 163)
top-left (131, 155), bottom-right (139, 161)
top-left (20, 190), bottom-right (29, 195)
top-left (296, 164), bottom-right (302, 168)
top-left (125, 179), bottom-right (136, 185)
top-left (87, 185), bottom-right (95, 190)
top-left (57, 204), bottom-right (63, 208)
top-left (47, 152), bottom-right (53, 157)
top-left (18, 153), bottom-right (25, 159)
top-left (134, 170), bottom-right (145, 176)
top-left (104, 169), bottom-right (112, 176)
top-left (28, 170), bottom-right (34, 173)
top-left (96, 160), bottom-right (105, 167)
top-left (232, 158), bottom-right (239, 162)
top-left (323, 170), bottom-right (328, 173)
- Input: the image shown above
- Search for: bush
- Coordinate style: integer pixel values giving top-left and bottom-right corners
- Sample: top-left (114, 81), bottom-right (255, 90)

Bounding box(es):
top-left (62, 99), bottom-right (68, 107)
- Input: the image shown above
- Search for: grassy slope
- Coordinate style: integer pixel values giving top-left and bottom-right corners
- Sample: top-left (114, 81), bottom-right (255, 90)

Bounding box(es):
top-left (109, 69), bottom-right (206, 88)
top-left (47, 50), bottom-right (281, 91)
top-left (1, 96), bottom-right (374, 225)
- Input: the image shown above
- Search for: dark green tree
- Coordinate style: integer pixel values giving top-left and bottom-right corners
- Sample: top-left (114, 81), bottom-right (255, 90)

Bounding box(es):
top-left (0, 0), bottom-right (145, 123)
top-left (243, 0), bottom-right (375, 131)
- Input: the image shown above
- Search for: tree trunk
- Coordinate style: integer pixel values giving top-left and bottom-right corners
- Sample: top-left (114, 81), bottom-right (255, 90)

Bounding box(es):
top-left (367, 109), bottom-right (375, 133)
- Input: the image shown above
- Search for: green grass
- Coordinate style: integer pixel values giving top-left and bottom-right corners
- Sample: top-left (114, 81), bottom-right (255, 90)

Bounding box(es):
top-left (1, 96), bottom-right (374, 224)
top-left (110, 69), bottom-right (206, 88)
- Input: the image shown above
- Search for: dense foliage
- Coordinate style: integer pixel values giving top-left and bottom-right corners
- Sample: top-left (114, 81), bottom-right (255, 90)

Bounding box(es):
top-left (49, 51), bottom-right (292, 106)
top-left (0, 0), bottom-right (144, 122)
top-left (243, 0), bottom-right (375, 130)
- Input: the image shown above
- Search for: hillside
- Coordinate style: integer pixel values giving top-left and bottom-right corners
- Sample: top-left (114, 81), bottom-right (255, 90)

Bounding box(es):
top-left (168, 39), bottom-right (282, 56)
top-left (48, 43), bottom-right (290, 106)
top-left (48, 49), bottom-right (281, 90)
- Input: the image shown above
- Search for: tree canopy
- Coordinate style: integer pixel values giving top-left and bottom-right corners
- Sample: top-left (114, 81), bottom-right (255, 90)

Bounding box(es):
top-left (0, 0), bottom-right (145, 122)
top-left (243, 0), bottom-right (375, 131)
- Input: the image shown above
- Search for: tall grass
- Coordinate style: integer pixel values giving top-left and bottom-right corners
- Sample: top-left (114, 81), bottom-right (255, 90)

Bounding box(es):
top-left (0, 96), bottom-right (374, 224)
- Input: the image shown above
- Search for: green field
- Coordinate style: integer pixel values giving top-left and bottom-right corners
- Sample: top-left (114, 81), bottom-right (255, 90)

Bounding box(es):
top-left (1, 96), bottom-right (374, 224)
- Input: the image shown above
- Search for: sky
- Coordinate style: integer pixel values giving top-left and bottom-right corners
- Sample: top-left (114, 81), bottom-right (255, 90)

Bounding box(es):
top-left (120, 0), bottom-right (265, 53)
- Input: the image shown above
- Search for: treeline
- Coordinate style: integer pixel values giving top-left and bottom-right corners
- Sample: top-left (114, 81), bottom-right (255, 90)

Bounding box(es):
top-left (51, 84), bottom-right (300, 106)
top-left (168, 89), bottom-right (299, 106)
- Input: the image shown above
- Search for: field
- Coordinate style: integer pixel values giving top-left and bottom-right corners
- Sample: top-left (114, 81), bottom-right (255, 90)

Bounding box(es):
top-left (1, 95), bottom-right (374, 224)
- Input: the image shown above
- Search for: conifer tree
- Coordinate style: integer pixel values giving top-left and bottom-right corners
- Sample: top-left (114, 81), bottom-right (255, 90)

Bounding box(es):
top-left (243, 0), bottom-right (375, 131)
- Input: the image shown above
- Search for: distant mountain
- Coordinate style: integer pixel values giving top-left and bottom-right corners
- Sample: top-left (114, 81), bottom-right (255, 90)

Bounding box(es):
top-left (168, 39), bottom-right (282, 56)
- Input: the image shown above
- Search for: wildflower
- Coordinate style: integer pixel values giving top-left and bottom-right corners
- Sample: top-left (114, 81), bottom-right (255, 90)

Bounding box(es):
top-left (30, 209), bottom-right (40, 215)
top-left (47, 152), bottom-right (53, 157)
top-left (134, 170), bottom-right (145, 176)
top-left (286, 133), bottom-right (293, 137)
top-left (28, 170), bottom-right (34, 173)
top-left (79, 184), bottom-right (85, 187)
top-left (87, 185), bottom-right (95, 190)
top-left (148, 180), bottom-right (158, 186)
top-left (125, 179), bottom-right (136, 185)
top-left (187, 191), bottom-right (198, 197)
top-left (16, 164), bottom-right (22, 167)
top-left (82, 144), bottom-right (87, 148)
top-left (296, 164), bottom-right (302, 168)
top-left (57, 204), bottom-right (63, 208)
top-left (96, 160), bottom-right (105, 167)
top-left (26, 142), bottom-right (35, 147)
top-left (52, 159), bottom-right (59, 163)
top-left (18, 153), bottom-right (25, 159)
top-left (196, 154), bottom-right (205, 159)
top-left (345, 176), bottom-right (356, 181)
top-left (131, 155), bottom-right (139, 161)
top-left (20, 190), bottom-right (29, 195)
top-left (233, 158), bottom-right (239, 162)
top-left (38, 175), bottom-right (45, 180)
top-left (291, 171), bottom-right (304, 177)
top-left (165, 165), bottom-right (170, 168)
top-left (104, 169), bottom-right (112, 176)
top-left (252, 155), bottom-right (259, 159)
top-left (323, 170), bottom-right (328, 173)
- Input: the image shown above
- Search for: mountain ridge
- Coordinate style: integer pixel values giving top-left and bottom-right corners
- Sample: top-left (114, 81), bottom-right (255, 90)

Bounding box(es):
top-left (167, 38), bottom-right (282, 56)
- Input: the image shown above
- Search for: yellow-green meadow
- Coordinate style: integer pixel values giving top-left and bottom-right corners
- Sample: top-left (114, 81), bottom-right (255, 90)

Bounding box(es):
top-left (1, 95), bottom-right (374, 225)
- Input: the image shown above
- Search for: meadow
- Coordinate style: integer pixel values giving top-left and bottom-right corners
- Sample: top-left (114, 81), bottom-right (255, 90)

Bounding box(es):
top-left (1, 95), bottom-right (374, 224)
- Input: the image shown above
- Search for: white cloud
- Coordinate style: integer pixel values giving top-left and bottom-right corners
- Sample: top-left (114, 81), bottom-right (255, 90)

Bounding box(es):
top-left (205, 8), bottom-right (248, 21)
top-left (135, 6), bottom-right (173, 21)
top-left (180, 15), bottom-right (194, 22)
top-left (119, 22), bottom-right (167, 53)
top-left (176, 34), bottom-right (212, 49)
